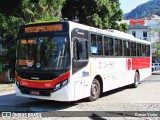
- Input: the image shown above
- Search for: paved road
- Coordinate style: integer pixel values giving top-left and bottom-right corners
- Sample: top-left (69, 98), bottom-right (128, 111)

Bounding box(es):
top-left (0, 74), bottom-right (160, 120)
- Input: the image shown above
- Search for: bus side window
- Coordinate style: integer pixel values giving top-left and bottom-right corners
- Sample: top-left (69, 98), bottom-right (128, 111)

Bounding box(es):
top-left (104, 37), bottom-right (109, 56)
top-left (142, 44), bottom-right (146, 56)
top-left (137, 43), bottom-right (142, 56)
top-left (104, 37), bottom-right (113, 56)
top-left (123, 40), bottom-right (130, 56)
top-left (114, 39), bottom-right (118, 56)
top-left (91, 34), bottom-right (97, 55)
top-left (127, 41), bottom-right (131, 56)
top-left (118, 40), bottom-right (122, 56)
top-left (137, 43), bottom-right (140, 56)
top-left (91, 34), bottom-right (103, 55)
top-left (109, 38), bottom-right (114, 56)
top-left (131, 42), bottom-right (136, 56)
top-left (114, 38), bottom-right (122, 56)
top-left (97, 35), bottom-right (103, 55)
top-left (146, 45), bottom-right (150, 56)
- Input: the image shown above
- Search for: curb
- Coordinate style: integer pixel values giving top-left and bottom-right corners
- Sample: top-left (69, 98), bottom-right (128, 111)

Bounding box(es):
top-left (152, 70), bottom-right (160, 75)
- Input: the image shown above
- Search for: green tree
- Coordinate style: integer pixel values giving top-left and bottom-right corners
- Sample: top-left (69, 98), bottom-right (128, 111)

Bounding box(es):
top-left (0, 14), bottom-right (25, 46)
top-left (0, 0), bottom-right (66, 44)
top-left (62, 0), bottom-right (128, 31)
top-left (0, 0), bottom-right (65, 76)
top-left (0, 13), bottom-right (25, 75)
top-left (0, 0), bottom-right (22, 17)
top-left (21, 0), bottom-right (65, 22)
top-left (153, 42), bottom-right (160, 57)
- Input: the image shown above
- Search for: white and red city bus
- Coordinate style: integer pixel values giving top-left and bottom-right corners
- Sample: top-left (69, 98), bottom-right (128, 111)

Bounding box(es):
top-left (15, 21), bottom-right (151, 101)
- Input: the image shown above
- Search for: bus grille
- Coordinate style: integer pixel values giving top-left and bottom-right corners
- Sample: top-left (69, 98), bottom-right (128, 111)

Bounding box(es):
top-left (19, 86), bottom-right (53, 96)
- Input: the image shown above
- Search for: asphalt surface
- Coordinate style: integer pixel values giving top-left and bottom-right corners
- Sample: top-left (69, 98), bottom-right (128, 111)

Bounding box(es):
top-left (0, 71), bottom-right (160, 120)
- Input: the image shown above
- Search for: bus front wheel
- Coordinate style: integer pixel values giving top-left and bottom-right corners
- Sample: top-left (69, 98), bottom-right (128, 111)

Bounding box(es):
top-left (88, 79), bottom-right (100, 101)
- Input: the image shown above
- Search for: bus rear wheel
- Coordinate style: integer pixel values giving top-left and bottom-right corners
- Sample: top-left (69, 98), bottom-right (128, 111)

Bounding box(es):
top-left (132, 71), bottom-right (139, 88)
top-left (88, 79), bottom-right (100, 101)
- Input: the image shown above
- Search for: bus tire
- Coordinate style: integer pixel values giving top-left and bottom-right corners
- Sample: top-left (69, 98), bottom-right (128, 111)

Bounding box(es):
top-left (132, 71), bottom-right (139, 88)
top-left (88, 79), bottom-right (101, 101)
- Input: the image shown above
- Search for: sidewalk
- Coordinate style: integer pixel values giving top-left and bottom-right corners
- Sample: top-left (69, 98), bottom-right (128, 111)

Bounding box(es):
top-left (152, 70), bottom-right (160, 75)
top-left (0, 83), bottom-right (15, 94)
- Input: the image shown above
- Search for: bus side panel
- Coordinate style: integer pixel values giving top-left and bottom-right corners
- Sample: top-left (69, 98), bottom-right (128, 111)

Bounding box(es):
top-left (139, 68), bottom-right (151, 81)
top-left (90, 58), bottom-right (134, 93)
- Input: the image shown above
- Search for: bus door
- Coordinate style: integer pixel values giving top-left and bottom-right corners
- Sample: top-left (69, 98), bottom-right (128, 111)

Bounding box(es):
top-left (72, 38), bottom-right (89, 100)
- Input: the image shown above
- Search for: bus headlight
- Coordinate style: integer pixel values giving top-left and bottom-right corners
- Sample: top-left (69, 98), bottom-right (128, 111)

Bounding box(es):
top-left (62, 79), bottom-right (68, 86)
top-left (54, 79), bottom-right (68, 91)
top-left (55, 83), bottom-right (61, 90)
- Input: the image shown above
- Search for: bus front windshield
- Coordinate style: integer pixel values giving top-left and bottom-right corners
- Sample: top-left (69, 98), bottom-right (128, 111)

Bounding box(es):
top-left (16, 36), bottom-right (70, 71)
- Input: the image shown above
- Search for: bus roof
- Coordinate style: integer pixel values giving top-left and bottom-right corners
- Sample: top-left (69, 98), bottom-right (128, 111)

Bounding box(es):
top-left (67, 21), bottom-right (151, 44)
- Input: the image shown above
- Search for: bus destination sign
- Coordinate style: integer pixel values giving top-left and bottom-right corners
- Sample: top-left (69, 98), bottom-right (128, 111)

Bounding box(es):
top-left (24, 24), bottom-right (63, 33)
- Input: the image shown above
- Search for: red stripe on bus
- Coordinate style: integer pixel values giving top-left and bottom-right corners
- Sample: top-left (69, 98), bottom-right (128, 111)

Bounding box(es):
top-left (15, 71), bottom-right (70, 89)
top-left (132, 57), bottom-right (150, 70)
top-left (126, 57), bottom-right (150, 70)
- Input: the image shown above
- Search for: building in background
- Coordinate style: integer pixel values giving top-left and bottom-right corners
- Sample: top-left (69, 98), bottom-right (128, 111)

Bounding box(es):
top-left (119, 14), bottom-right (160, 62)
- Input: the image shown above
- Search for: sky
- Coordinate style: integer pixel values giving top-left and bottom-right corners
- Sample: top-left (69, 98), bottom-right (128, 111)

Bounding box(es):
top-left (119, 0), bottom-right (150, 14)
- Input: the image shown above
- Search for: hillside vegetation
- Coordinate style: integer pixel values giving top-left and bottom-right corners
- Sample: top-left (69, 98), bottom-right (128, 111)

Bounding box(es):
top-left (125, 0), bottom-right (160, 19)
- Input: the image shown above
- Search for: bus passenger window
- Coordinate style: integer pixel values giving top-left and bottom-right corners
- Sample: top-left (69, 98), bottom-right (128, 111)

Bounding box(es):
top-left (91, 34), bottom-right (96, 46)
top-left (104, 37), bottom-right (109, 56)
top-left (115, 40), bottom-right (118, 56)
top-left (91, 34), bottom-right (97, 55)
top-left (137, 43), bottom-right (141, 56)
top-left (97, 35), bottom-right (103, 55)
top-left (104, 37), bottom-right (113, 56)
top-left (131, 42), bottom-right (136, 56)
top-left (118, 40), bottom-right (122, 56)
top-left (91, 34), bottom-right (103, 55)
top-left (109, 38), bottom-right (113, 56)
top-left (123, 40), bottom-right (130, 56)
top-left (146, 45), bottom-right (150, 56)
top-left (115, 39), bottom-right (122, 56)
top-left (136, 43), bottom-right (139, 56)
top-left (142, 44), bottom-right (146, 56)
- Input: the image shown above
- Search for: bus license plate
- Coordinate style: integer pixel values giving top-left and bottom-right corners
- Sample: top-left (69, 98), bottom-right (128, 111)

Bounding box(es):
top-left (30, 90), bottom-right (39, 95)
